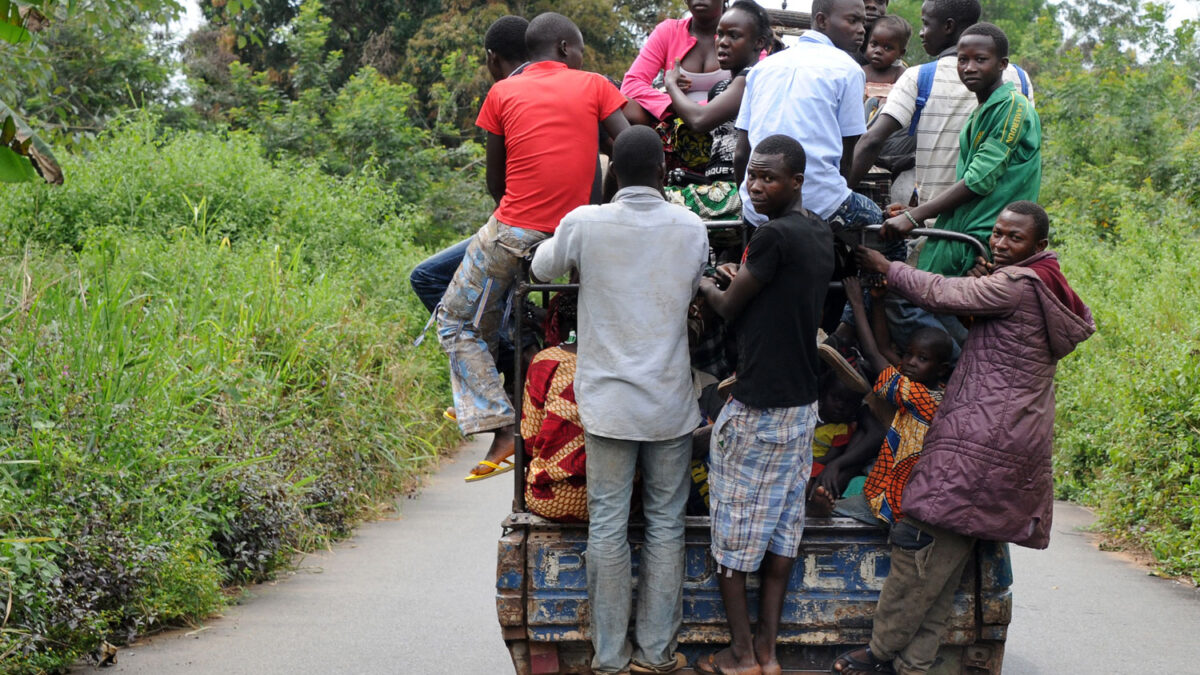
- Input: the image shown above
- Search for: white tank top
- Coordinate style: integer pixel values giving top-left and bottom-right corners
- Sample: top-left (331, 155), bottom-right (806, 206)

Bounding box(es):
top-left (680, 66), bottom-right (732, 103)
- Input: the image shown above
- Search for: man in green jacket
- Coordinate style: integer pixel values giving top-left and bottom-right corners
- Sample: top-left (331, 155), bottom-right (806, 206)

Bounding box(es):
top-left (877, 22), bottom-right (1041, 349)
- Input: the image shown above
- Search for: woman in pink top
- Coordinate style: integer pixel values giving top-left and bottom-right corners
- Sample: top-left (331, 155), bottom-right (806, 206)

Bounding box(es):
top-left (621, 0), bottom-right (729, 125)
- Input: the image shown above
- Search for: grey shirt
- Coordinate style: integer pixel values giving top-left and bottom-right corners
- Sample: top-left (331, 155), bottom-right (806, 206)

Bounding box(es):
top-left (531, 186), bottom-right (708, 441)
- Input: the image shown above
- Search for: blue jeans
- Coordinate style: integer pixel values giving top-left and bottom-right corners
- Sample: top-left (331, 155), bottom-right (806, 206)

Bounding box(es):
top-left (412, 236), bottom-right (527, 385)
top-left (585, 432), bottom-right (692, 673)
top-left (435, 218), bottom-right (549, 433)
top-left (883, 295), bottom-right (967, 362)
top-left (410, 238), bottom-right (471, 313)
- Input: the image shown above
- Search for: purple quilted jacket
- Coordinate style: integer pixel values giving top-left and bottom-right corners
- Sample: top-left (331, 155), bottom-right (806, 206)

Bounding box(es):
top-left (887, 251), bottom-right (1096, 548)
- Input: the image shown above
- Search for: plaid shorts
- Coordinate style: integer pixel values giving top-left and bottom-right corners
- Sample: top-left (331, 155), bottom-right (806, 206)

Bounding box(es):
top-left (708, 398), bottom-right (818, 572)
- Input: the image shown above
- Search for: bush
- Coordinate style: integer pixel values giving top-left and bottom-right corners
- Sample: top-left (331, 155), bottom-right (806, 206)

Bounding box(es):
top-left (1050, 183), bottom-right (1200, 583)
top-left (0, 119), bottom-right (459, 670)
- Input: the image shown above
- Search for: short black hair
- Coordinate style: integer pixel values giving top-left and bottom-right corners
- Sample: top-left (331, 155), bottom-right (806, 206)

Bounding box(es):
top-left (870, 14), bottom-right (912, 45)
top-left (960, 22), bottom-right (1009, 58)
top-left (811, 0), bottom-right (835, 17)
top-left (927, 0), bottom-right (981, 29)
top-left (1002, 200), bottom-right (1049, 240)
top-left (485, 16), bottom-right (530, 63)
top-left (611, 126), bottom-right (664, 184)
top-left (752, 134), bottom-right (806, 175)
top-left (908, 327), bottom-right (954, 365)
top-left (728, 1), bottom-right (773, 42)
top-left (526, 12), bottom-right (581, 57)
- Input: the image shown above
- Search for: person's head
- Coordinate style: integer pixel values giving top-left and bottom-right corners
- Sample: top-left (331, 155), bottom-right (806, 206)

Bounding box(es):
top-left (901, 327), bottom-right (953, 387)
top-left (818, 370), bottom-right (863, 423)
top-left (526, 12), bottom-right (584, 69)
top-left (864, 0), bottom-right (890, 27)
top-left (813, 0), bottom-right (868, 54)
top-left (990, 201), bottom-right (1049, 267)
top-left (918, 0), bottom-right (981, 55)
top-left (865, 15), bottom-right (910, 71)
top-left (957, 23), bottom-right (1009, 97)
top-left (688, 0), bottom-right (727, 26)
top-left (746, 134), bottom-right (806, 218)
top-left (546, 291), bottom-right (578, 344)
top-left (611, 126), bottom-right (666, 190)
top-left (484, 15), bottom-right (530, 82)
top-left (716, 1), bottom-right (771, 72)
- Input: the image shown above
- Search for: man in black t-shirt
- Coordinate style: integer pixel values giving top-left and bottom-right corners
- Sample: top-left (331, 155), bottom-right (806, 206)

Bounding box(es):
top-left (696, 135), bottom-right (834, 675)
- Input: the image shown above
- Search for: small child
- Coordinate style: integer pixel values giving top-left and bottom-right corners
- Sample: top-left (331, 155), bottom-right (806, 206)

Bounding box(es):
top-left (861, 327), bottom-right (952, 524)
top-left (863, 15), bottom-right (910, 102)
top-left (833, 275), bottom-right (954, 525)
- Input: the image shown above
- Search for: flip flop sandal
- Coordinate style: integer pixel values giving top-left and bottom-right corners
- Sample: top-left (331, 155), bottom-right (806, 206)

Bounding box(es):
top-left (443, 406), bottom-right (457, 422)
top-left (694, 653), bottom-right (761, 675)
top-left (463, 458), bottom-right (514, 483)
top-left (831, 646), bottom-right (895, 674)
top-left (630, 652), bottom-right (687, 674)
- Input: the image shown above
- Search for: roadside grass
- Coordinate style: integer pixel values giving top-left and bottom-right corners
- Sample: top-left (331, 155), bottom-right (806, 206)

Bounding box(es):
top-left (1048, 175), bottom-right (1200, 584)
top-left (0, 119), bottom-right (462, 671)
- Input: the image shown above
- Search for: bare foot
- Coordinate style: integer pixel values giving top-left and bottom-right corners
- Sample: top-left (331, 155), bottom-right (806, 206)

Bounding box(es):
top-left (753, 635), bottom-right (781, 675)
top-left (467, 425), bottom-right (515, 478)
top-left (808, 485), bottom-right (836, 518)
top-left (696, 647), bottom-right (761, 675)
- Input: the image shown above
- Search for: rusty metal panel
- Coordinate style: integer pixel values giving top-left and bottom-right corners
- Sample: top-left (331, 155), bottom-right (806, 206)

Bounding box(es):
top-left (497, 529), bottom-right (527, 628)
top-left (501, 517), bottom-right (1012, 674)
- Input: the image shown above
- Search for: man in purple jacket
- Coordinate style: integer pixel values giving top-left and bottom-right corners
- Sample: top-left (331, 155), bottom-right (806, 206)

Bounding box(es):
top-left (833, 201), bottom-right (1095, 675)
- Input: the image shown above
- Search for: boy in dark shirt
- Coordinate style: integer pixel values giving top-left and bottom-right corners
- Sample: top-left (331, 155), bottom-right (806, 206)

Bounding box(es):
top-left (696, 135), bottom-right (834, 675)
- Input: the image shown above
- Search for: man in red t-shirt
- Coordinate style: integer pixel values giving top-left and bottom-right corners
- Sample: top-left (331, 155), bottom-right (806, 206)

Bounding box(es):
top-left (437, 12), bottom-right (629, 482)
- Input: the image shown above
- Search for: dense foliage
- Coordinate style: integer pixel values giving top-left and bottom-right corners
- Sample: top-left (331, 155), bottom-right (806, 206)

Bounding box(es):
top-left (0, 0), bottom-right (1199, 671)
top-left (0, 118), bottom-right (459, 670)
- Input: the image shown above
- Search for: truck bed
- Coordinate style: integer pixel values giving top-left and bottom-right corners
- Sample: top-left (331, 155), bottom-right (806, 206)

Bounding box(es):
top-left (497, 513), bottom-right (1011, 675)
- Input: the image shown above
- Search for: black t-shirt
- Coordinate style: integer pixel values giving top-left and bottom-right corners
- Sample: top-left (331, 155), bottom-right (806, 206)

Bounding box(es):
top-left (731, 209), bottom-right (834, 408)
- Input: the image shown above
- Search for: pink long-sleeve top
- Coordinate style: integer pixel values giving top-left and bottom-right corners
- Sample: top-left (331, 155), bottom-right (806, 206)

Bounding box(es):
top-left (621, 17), bottom-right (699, 121)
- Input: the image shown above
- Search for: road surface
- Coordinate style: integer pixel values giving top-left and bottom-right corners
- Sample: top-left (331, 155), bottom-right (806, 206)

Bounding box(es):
top-left (77, 438), bottom-right (1200, 674)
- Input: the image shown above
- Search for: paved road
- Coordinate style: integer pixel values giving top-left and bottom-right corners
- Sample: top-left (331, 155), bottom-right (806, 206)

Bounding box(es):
top-left (78, 438), bottom-right (1200, 674)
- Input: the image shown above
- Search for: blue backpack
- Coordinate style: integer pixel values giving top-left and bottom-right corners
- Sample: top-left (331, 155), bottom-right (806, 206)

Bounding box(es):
top-left (908, 61), bottom-right (1030, 136)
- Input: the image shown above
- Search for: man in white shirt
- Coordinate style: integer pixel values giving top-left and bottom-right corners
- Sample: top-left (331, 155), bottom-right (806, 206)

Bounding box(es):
top-left (734, 0), bottom-right (882, 231)
top-left (531, 126), bottom-right (707, 675)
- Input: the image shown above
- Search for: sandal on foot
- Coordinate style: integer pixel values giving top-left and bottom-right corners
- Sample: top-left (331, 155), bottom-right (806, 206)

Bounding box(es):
top-left (831, 646), bottom-right (894, 674)
top-left (443, 406), bottom-right (457, 422)
top-left (630, 652), bottom-right (687, 674)
top-left (463, 458), bottom-right (513, 483)
top-left (695, 652), bottom-right (761, 675)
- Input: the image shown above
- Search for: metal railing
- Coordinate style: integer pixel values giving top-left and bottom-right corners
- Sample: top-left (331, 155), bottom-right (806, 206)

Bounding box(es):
top-left (509, 223), bottom-right (990, 512)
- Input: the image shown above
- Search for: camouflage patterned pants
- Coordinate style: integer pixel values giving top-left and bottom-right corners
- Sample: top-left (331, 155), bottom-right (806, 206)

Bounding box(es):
top-left (435, 216), bottom-right (549, 435)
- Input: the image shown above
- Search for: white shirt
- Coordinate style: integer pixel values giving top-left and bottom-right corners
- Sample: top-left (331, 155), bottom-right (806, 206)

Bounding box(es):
top-left (531, 186), bottom-right (708, 441)
top-left (735, 30), bottom-right (867, 223)
top-left (880, 49), bottom-right (1035, 207)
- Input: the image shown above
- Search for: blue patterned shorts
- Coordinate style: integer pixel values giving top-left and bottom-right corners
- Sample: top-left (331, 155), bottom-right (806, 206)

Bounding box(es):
top-left (708, 398), bottom-right (818, 572)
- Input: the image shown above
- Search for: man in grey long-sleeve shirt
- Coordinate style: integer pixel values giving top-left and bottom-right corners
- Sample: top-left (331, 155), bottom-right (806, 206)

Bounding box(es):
top-left (531, 126), bottom-right (707, 674)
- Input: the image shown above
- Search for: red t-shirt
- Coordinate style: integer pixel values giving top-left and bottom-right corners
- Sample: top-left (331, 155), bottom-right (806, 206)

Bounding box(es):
top-left (476, 61), bottom-right (627, 233)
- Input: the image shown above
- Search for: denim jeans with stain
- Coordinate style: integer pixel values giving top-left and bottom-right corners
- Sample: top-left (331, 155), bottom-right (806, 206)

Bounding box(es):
top-left (584, 432), bottom-right (692, 673)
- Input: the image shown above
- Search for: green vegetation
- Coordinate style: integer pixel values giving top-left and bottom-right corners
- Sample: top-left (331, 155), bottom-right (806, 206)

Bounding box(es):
top-left (0, 0), bottom-right (1198, 671)
top-left (0, 118), bottom-right (459, 670)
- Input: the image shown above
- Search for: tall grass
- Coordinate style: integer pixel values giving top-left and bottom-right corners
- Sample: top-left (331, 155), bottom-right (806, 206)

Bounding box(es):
top-left (0, 118), bottom-right (460, 671)
top-left (1048, 173), bottom-right (1200, 583)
